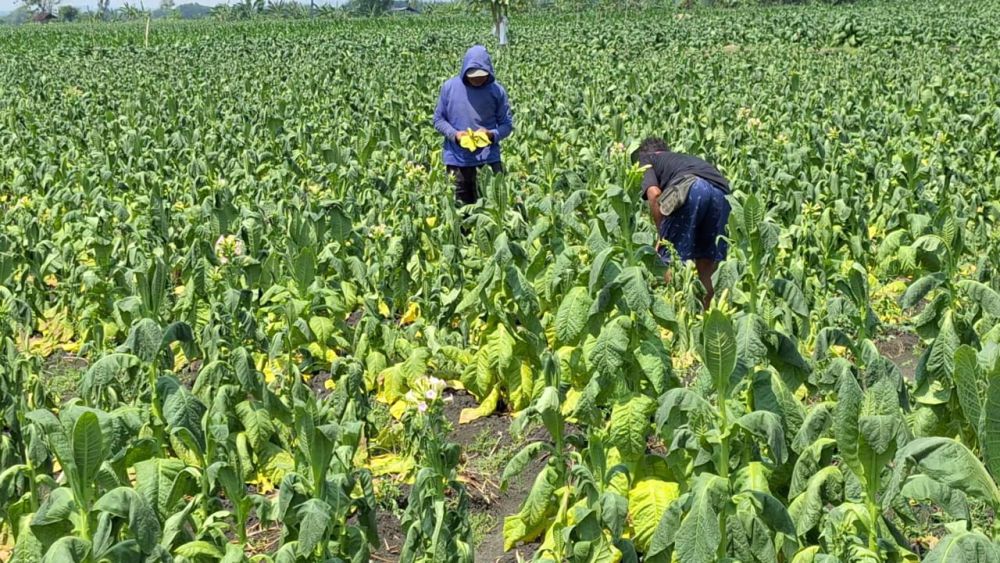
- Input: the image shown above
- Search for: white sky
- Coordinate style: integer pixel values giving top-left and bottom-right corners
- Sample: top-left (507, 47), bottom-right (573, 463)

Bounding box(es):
top-left (1, 0), bottom-right (350, 12)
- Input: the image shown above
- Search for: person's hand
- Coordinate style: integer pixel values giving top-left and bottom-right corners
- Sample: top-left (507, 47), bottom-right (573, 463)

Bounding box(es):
top-left (455, 130), bottom-right (468, 142)
top-left (476, 128), bottom-right (493, 141)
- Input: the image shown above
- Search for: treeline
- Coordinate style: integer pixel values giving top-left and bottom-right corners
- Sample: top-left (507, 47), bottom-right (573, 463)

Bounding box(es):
top-left (0, 0), bottom-right (866, 27)
top-left (1, 1), bottom-right (412, 25)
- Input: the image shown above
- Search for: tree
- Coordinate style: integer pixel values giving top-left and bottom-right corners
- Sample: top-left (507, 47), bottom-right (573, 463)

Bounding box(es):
top-left (20, 0), bottom-right (61, 15)
top-left (97, 0), bottom-right (111, 19)
top-left (158, 0), bottom-right (179, 18)
top-left (117, 2), bottom-right (147, 19)
top-left (57, 4), bottom-right (78, 19)
top-left (469, 0), bottom-right (525, 39)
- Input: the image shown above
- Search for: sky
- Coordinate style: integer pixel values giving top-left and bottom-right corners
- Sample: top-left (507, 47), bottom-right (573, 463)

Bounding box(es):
top-left (0, 0), bottom-right (351, 13)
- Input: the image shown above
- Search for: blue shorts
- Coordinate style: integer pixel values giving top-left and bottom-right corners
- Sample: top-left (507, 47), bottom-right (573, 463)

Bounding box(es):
top-left (657, 177), bottom-right (731, 264)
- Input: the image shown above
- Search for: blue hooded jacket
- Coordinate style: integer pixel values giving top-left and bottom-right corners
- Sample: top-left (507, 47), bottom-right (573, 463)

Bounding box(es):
top-left (433, 45), bottom-right (513, 167)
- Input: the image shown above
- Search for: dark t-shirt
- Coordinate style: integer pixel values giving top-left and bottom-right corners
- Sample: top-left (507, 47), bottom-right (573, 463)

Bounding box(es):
top-left (640, 151), bottom-right (730, 199)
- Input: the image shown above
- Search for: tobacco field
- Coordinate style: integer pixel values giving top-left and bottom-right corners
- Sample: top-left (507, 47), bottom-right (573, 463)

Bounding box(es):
top-left (1, 1), bottom-right (1000, 561)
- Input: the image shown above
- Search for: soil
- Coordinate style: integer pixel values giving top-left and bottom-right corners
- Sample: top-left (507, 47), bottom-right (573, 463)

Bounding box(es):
top-left (876, 330), bottom-right (922, 382)
top-left (41, 351), bottom-right (88, 402)
top-left (370, 390), bottom-right (543, 562)
top-left (371, 494), bottom-right (407, 561)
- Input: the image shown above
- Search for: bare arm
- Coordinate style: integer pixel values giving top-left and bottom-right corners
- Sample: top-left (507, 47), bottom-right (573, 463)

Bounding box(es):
top-left (646, 185), bottom-right (663, 227)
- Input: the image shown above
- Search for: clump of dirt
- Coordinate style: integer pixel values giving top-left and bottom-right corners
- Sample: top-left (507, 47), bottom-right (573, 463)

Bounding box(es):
top-left (371, 502), bottom-right (407, 561)
top-left (245, 510), bottom-right (283, 556)
top-left (877, 330), bottom-right (922, 382)
top-left (42, 352), bottom-right (88, 402)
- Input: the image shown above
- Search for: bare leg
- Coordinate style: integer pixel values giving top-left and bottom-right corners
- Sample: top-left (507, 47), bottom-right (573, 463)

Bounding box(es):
top-left (694, 259), bottom-right (718, 310)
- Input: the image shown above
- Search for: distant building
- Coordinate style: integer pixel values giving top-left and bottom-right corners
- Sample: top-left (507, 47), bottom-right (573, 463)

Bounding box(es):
top-left (389, 1), bottom-right (420, 14)
top-left (32, 11), bottom-right (57, 23)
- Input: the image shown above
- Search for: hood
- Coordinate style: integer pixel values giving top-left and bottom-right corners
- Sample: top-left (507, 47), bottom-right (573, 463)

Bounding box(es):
top-left (460, 45), bottom-right (495, 86)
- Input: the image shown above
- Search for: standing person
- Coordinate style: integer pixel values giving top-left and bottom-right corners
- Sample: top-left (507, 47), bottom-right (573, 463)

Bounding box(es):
top-left (433, 45), bottom-right (514, 206)
top-left (632, 137), bottom-right (732, 309)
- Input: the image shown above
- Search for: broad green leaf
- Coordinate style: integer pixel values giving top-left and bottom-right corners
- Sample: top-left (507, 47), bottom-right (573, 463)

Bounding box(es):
top-left (752, 370), bottom-right (806, 443)
top-left (900, 273), bottom-right (946, 309)
top-left (886, 438), bottom-right (1000, 511)
top-left (899, 474), bottom-right (970, 522)
top-left (501, 442), bottom-right (546, 491)
top-left (789, 438), bottom-right (837, 498)
top-left (747, 490), bottom-right (797, 538)
top-left (296, 498), bottom-right (333, 554)
top-left (952, 345), bottom-right (983, 436)
top-left (72, 412), bottom-right (103, 503)
top-left (41, 537), bottom-right (90, 563)
top-left (134, 458), bottom-right (185, 519)
top-left (735, 410), bottom-right (788, 465)
top-left (163, 386), bottom-right (206, 452)
top-left (636, 332), bottom-right (673, 395)
top-left (771, 279), bottom-right (809, 317)
top-left (618, 266), bottom-right (652, 312)
top-left (94, 487), bottom-right (160, 552)
top-left (174, 540), bottom-right (225, 558)
top-left (957, 280), bottom-right (1000, 317)
top-left (735, 313), bottom-right (769, 372)
top-left (487, 324), bottom-right (515, 371)
top-left (980, 375), bottom-right (1000, 483)
top-left (609, 394), bottom-right (655, 460)
top-left (926, 311), bottom-right (960, 382)
top-left (503, 464), bottom-right (560, 550)
top-left (701, 310), bottom-right (736, 398)
top-left (31, 487), bottom-right (76, 527)
top-left (235, 400), bottom-right (275, 453)
top-left (80, 354), bottom-right (142, 402)
top-left (655, 388), bottom-right (714, 441)
top-left (675, 474), bottom-right (727, 563)
top-left (734, 461), bottom-right (772, 495)
top-left (590, 316), bottom-right (631, 379)
top-left (600, 491), bottom-right (629, 539)
top-left (308, 316), bottom-right (335, 344)
top-left (833, 372), bottom-right (864, 481)
top-left (787, 466), bottom-right (843, 537)
top-left (231, 347), bottom-right (258, 394)
top-left (923, 531), bottom-right (1000, 563)
top-left (126, 318), bottom-right (163, 363)
top-left (555, 286), bottom-right (593, 344)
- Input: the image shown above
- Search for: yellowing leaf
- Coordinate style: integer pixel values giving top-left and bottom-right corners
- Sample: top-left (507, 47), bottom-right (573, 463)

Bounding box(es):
top-left (628, 478), bottom-right (680, 552)
top-left (400, 302), bottom-right (421, 326)
top-left (473, 129), bottom-right (492, 148)
top-left (262, 359), bottom-right (280, 384)
top-left (369, 453), bottom-right (415, 477)
top-left (561, 388), bottom-right (582, 417)
top-left (425, 216), bottom-right (438, 228)
top-left (250, 472), bottom-right (275, 494)
top-left (503, 465), bottom-right (560, 550)
top-left (459, 132), bottom-right (478, 151)
top-left (389, 399), bottom-right (408, 420)
top-left (460, 387), bottom-right (500, 424)
top-left (378, 301), bottom-right (390, 317)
